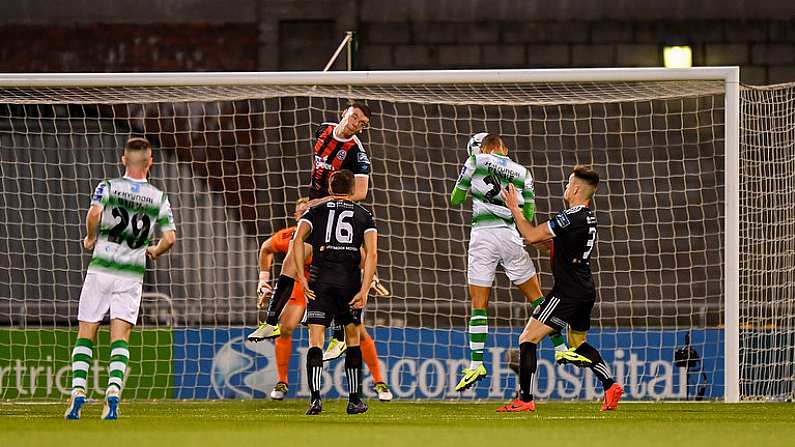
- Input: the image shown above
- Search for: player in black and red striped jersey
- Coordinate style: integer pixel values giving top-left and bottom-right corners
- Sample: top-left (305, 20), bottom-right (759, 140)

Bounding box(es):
top-left (307, 103), bottom-right (372, 201)
top-left (249, 102), bottom-right (373, 342)
top-left (247, 104), bottom-right (391, 402)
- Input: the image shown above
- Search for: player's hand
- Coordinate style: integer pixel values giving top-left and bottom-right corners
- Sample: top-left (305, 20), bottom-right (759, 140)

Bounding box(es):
top-left (146, 246), bottom-right (160, 260)
top-left (349, 290), bottom-right (368, 309)
top-left (297, 276), bottom-right (315, 301)
top-left (501, 184), bottom-right (521, 212)
top-left (83, 236), bottom-right (96, 251)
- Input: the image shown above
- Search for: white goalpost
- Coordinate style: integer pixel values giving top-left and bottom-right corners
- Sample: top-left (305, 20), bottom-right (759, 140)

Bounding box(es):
top-left (2, 67), bottom-right (779, 403)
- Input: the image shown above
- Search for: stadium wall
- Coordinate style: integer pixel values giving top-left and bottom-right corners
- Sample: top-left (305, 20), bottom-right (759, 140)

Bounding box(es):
top-left (0, 1), bottom-right (794, 84)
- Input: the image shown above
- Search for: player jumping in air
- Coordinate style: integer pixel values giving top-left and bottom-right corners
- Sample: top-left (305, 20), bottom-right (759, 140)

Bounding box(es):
top-left (253, 197), bottom-right (392, 401)
top-left (64, 137), bottom-right (176, 420)
top-left (497, 165), bottom-right (624, 412)
top-left (293, 170), bottom-right (378, 415)
top-left (450, 133), bottom-right (590, 392)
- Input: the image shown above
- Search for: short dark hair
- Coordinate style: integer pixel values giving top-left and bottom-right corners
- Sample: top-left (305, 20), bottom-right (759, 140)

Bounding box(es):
top-left (329, 169), bottom-right (355, 195)
top-left (481, 134), bottom-right (504, 151)
top-left (347, 101), bottom-right (371, 119)
top-left (125, 137), bottom-right (152, 152)
top-left (572, 165), bottom-right (600, 189)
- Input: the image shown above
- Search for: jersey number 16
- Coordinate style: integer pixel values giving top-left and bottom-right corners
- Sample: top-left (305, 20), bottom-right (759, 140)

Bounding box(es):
top-left (324, 209), bottom-right (354, 244)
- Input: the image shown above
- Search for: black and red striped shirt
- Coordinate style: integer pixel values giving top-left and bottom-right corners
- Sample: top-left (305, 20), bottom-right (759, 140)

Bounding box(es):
top-left (308, 122), bottom-right (370, 199)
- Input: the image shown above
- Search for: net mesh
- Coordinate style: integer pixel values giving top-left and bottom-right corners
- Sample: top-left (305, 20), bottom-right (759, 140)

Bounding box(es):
top-left (739, 82), bottom-right (795, 401)
top-left (0, 77), bottom-right (782, 401)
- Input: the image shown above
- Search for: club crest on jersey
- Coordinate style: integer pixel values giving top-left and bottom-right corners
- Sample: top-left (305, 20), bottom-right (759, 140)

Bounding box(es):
top-left (555, 213), bottom-right (571, 228)
top-left (336, 150), bottom-right (347, 161)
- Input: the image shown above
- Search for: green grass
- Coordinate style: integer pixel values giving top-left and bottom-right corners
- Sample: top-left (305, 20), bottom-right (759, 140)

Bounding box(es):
top-left (2, 400), bottom-right (794, 447)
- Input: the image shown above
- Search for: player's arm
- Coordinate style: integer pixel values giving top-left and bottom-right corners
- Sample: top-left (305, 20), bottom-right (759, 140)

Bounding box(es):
top-left (146, 230), bottom-right (176, 260)
top-left (84, 180), bottom-right (108, 251)
top-left (450, 156), bottom-right (475, 206)
top-left (502, 184), bottom-right (553, 244)
top-left (292, 220), bottom-right (315, 300)
top-left (349, 145), bottom-right (371, 202)
top-left (350, 175), bottom-right (369, 202)
top-left (83, 204), bottom-right (103, 251)
top-left (521, 170), bottom-right (536, 222)
top-left (147, 195), bottom-right (177, 261)
top-left (255, 237), bottom-right (277, 307)
top-left (351, 229), bottom-right (377, 310)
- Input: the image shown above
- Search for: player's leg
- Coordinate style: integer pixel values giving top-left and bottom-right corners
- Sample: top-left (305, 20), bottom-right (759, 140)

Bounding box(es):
top-left (101, 277), bottom-right (142, 420)
top-left (358, 324), bottom-right (393, 401)
top-left (270, 295), bottom-right (305, 400)
top-left (102, 318), bottom-right (133, 420)
top-left (304, 283), bottom-right (329, 415)
top-left (65, 272), bottom-right (110, 419)
top-left (567, 307), bottom-right (624, 411)
top-left (515, 276), bottom-right (591, 367)
top-left (305, 323), bottom-right (326, 415)
top-left (341, 306), bottom-right (367, 415)
top-left (515, 275), bottom-right (568, 352)
top-left (455, 284), bottom-right (490, 391)
top-left (249, 241), bottom-right (305, 341)
top-left (497, 316), bottom-right (555, 412)
top-left (456, 230), bottom-right (497, 391)
top-left (64, 321), bottom-right (100, 419)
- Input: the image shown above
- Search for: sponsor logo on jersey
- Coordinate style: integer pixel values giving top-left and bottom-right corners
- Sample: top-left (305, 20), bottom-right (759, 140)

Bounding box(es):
top-left (357, 151), bottom-right (369, 163)
top-left (314, 155), bottom-right (333, 170)
top-left (130, 183), bottom-right (141, 193)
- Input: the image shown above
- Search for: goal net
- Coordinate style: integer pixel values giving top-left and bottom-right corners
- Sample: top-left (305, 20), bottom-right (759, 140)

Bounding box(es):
top-left (0, 69), bottom-right (783, 402)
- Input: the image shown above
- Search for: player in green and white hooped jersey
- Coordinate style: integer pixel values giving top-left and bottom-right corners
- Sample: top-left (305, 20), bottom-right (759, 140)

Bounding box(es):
top-left (450, 133), bottom-right (589, 392)
top-left (64, 137), bottom-right (176, 421)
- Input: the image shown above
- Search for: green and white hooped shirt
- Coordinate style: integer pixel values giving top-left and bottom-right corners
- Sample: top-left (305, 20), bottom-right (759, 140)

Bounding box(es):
top-left (453, 153), bottom-right (535, 231)
top-left (87, 176), bottom-right (175, 279)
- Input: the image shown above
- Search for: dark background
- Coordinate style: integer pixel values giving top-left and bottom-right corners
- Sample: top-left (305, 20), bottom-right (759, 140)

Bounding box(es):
top-left (0, 0), bottom-right (794, 84)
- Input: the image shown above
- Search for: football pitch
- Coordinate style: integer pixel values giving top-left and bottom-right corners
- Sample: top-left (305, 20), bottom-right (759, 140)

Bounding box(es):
top-left (2, 400), bottom-right (794, 447)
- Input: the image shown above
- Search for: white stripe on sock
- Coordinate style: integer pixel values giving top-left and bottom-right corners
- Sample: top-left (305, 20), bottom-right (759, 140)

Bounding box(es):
top-left (72, 361), bottom-right (89, 373)
top-left (72, 377), bottom-right (87, 389)
top-left (108, 376), bottom-right (123, 388)
top-left (110, 347), bottom-right (130, 358)
top-left (469, 342), bottom-right (485, 350)
top-left (72, 346), bottom-right (92, 357)
top-left (108, 361), bottom-right (127, 373)
top-left (468, 325), bottom-right (489, 334)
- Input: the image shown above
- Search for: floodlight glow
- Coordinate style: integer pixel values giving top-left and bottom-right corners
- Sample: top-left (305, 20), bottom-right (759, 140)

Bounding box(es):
top-left (663, 46), bottom-right (693, 68)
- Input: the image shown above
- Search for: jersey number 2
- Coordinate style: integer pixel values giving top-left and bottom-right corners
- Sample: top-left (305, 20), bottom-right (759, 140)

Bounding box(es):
top-left (483, 175), bottom-right (502, 203)
top-left (324, 209), bottom-right (354, 244)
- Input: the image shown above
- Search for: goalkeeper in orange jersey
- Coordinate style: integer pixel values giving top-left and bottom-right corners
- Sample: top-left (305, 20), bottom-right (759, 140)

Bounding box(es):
top-left (249, 197), bottom-right (393, 401)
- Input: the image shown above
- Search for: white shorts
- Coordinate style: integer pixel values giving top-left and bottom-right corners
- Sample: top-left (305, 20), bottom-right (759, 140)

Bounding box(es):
top-left (467, 227), bottom-right (537, 287)
top-left (78, 271), bottom-right (143, 325)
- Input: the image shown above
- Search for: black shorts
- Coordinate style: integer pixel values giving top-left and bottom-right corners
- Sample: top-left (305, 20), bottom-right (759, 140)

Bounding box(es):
top-left (533, 294), bottom-right (595, 332)
top-left (305, 282), bottom-right (362, 327)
